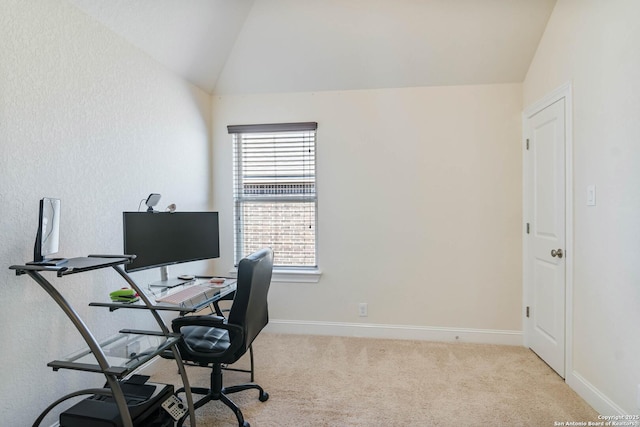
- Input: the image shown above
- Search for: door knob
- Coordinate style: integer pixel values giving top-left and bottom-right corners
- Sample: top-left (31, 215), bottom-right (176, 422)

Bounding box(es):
top-left (551, 248), bottom-right (564, 258)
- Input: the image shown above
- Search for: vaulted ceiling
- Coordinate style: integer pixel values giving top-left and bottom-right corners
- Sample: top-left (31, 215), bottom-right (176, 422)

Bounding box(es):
top-left (68, 0), bottom-right (557, 94)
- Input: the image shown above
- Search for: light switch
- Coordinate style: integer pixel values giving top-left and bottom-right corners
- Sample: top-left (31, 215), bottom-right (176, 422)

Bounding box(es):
top-left (587, 185), bottom-right (596, 206)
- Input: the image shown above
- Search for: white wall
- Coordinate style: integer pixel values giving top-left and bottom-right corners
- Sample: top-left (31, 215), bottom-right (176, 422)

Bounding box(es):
top-left (211, 84), bottom-right (523, 339)
top-left (0, 1), bottom-right (211, 425)
top-left (523, 0), bottom-right (640, 414)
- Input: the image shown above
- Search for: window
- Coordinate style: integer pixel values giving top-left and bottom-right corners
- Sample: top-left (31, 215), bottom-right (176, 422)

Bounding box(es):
top-left (228, 122), bottom-right (318, 271)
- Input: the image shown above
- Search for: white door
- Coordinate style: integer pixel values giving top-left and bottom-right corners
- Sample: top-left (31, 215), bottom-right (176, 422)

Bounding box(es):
top-left (524, 98), bottom-right (566, 378)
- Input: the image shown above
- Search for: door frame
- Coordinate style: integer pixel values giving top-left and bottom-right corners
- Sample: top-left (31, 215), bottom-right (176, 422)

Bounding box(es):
top-left (522, 82), bottom-right (573, 378)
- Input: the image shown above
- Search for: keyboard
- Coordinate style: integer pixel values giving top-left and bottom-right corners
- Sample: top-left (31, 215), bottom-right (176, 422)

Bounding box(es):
top-left (155, 284), bottom-right (218, 306)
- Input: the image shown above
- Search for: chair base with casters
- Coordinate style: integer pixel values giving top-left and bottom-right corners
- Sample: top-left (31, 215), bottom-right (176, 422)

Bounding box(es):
top-left (174, 363), bottom-right (268, 427)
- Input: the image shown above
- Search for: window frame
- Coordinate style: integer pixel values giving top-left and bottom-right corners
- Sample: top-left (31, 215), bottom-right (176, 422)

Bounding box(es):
top-left (228, 122), bottom-right (321, 282)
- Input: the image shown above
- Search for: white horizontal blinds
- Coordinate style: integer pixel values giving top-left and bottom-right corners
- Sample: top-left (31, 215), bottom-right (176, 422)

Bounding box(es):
top-left (229, 122), bottom-right (318, 268)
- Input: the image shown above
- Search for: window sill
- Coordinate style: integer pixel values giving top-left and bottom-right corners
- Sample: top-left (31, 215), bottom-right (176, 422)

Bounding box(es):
top-left (228, 268), bottom-right (321, 283)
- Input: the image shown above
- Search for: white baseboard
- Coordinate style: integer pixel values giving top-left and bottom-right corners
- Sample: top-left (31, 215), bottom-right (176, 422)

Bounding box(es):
top-left (265, 319), bottom-right (523, 346)
top-left (567, 370), bottom-right (626, 416)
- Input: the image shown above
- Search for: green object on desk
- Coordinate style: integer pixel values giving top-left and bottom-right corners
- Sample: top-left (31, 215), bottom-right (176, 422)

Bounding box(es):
top-left (110, 288), bottom-right (139, 303)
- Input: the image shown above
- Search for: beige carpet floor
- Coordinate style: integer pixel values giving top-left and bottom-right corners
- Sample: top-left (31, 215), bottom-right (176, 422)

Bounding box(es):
top-left (147, 333), bottom-right (599, 426)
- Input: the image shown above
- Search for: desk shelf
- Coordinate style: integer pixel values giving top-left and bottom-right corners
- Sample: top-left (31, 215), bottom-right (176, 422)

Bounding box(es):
top-left (9, 255), bottom-right (197, 427)
top-left (48, 331), bottom-right (182, 377)
top-left (11, 255), bottom-right (133, 277)
top-left (89, 281), bottom-right (236, 315)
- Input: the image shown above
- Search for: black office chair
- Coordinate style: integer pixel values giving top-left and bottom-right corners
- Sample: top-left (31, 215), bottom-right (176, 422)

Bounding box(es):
top-left (171, 248), bottom-right (273, 427)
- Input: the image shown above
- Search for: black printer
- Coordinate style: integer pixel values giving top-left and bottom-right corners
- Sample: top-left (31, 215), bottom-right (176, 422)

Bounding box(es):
top-left (60, 375), bottom-right (174, 427)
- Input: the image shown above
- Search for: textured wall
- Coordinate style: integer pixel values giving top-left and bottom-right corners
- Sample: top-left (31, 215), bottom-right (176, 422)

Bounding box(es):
top-left (0, 1), bottom-right (211, 425)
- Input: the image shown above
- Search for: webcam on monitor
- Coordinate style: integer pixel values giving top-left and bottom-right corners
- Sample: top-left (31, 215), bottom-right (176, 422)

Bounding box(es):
top-left (145, 193), bottom-right (161, 212)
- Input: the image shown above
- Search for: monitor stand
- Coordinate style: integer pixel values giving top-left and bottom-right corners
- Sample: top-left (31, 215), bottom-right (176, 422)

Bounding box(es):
top-left (148, 278), bottom-right (186, 289)
top-left (148, 265), bottom-right (188, 288)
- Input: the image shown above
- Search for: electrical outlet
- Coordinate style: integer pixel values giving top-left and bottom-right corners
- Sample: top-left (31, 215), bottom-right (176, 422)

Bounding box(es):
top-left (637, 384), bottom-right (640, 409)
top-left (358, 303), bottom-right (368, 317)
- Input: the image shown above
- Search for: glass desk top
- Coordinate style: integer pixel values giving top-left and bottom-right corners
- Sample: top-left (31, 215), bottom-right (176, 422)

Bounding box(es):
top-left (90, 278), bottom-right (237, 313)
top-left (10, 255), bottom-right (133, 277)
top-left (48, 331), bottom-right (181, 377)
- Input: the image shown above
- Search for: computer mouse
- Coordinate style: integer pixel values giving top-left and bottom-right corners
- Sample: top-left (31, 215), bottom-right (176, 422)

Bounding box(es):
top-left (178, 274), bottom-right (194, 280)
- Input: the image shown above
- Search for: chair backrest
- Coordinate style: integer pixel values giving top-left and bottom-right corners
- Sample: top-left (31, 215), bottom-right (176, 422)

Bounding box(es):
top-left (228, 248), bottom-right (273, 358)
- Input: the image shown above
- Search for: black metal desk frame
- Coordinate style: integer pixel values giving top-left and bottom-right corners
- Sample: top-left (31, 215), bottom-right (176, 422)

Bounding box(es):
top-left (9, 255), bottom-right (202, 427)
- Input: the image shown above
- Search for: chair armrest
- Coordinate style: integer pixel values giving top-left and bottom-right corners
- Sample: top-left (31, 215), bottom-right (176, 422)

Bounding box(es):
top-left (173, 316), bottom-right (244, 338)
top-left (172, 315), bottom-right (226, 329)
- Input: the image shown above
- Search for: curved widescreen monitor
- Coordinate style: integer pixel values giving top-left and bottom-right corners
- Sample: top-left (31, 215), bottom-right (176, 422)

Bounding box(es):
top-left (123, 211), bottom-right (220, 273)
